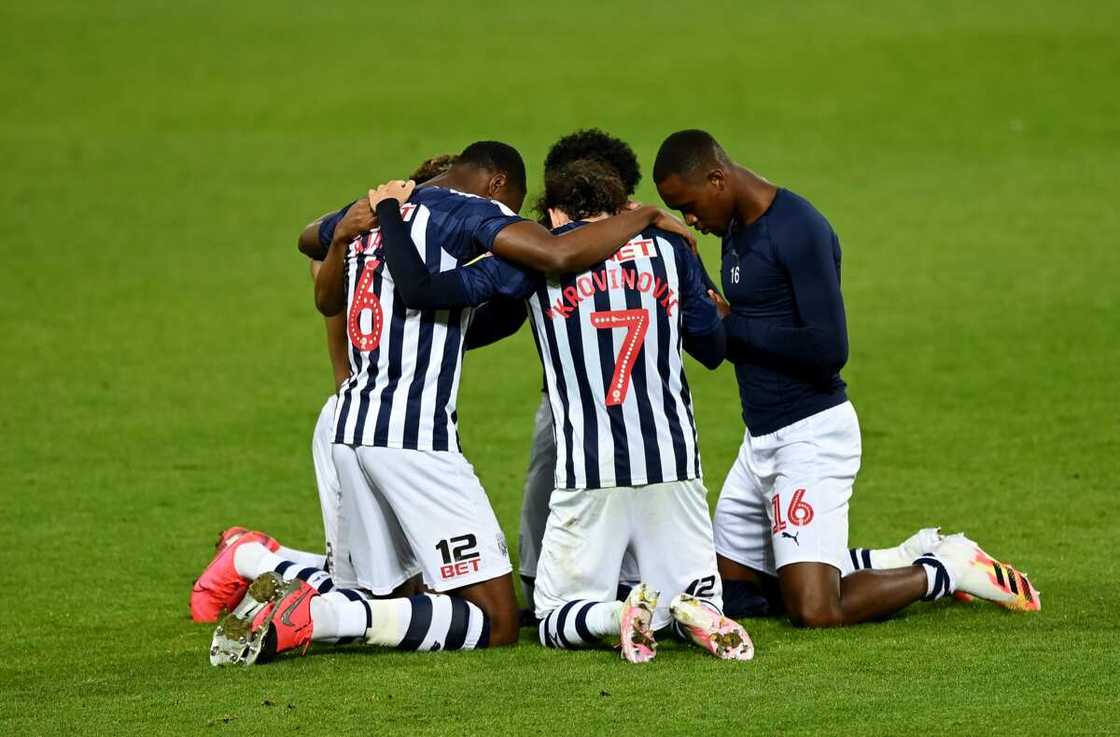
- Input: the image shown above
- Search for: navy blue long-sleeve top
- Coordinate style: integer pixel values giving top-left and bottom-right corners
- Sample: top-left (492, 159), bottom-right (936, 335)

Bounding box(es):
top-left (721, 188), bottom-right (849, 435)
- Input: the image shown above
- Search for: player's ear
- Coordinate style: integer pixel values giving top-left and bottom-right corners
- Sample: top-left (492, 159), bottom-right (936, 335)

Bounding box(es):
top-left (547, 207), bottom-right (569, 229)
top-left (489, 173), bottom-right (508, 197)
top-left (708, 168), bottom-right (726, 191)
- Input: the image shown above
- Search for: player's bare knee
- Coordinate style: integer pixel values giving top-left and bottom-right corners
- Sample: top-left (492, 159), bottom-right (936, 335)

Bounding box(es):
top-left (788, 601), bottom-right (844, 628)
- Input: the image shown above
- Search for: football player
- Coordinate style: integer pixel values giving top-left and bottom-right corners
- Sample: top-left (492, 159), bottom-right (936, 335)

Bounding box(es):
top-left (189, 156), bottom-right (457, 623)
top-left (653, 129), bottom-right (1040, 626)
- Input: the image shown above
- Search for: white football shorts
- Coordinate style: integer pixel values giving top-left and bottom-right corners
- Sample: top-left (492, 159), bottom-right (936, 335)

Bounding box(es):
top-left (534, 478), bottom-right (721, 630)
top-left (519, 393), bottom-right (640, 585)
top-left (333, 444), bottom-right (512, 594)
top-left (713, 401), bottom-right (861, 577)
top-left (311, 395), bottom-right (351, 583)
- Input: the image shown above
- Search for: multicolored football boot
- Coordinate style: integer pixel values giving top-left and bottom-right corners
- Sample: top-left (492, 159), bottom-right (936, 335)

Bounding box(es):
top-left (619, 583), bottom-right (659, 664)
top-left (934, 533), bottom-right (1040, 612)
top-left (190, 527), bottom-right (280, 623)
top-left (210, 572), bottom-right (316, 666)
top-left (669, 594), bottom-right (755, 661)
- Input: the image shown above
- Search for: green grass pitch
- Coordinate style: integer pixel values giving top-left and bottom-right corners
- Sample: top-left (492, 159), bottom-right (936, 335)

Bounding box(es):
top-left (2, 1), bottom-right (1119, 735)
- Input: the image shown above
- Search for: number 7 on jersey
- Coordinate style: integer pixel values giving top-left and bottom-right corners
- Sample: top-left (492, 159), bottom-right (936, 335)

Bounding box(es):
top-left (590, 308), bottom-right (649, 406)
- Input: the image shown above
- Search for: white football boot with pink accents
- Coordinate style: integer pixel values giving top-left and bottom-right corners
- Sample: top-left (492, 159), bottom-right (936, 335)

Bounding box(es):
top-left (619, 583), bottom-right (659, 664)
top-left (670, 594), bottom-right (755, 661)
top-left (934, 533), bottom-right (1040, 612)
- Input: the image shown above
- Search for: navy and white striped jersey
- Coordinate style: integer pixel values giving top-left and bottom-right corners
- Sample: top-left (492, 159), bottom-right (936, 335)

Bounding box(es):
top-left (457, 223), bottom-right (722, 490)
top-left (330, 187), bottom-right (523, 451)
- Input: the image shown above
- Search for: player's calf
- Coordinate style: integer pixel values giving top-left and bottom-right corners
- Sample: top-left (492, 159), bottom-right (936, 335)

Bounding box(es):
top-left (450, 573), bottom-right (520, 646)
top-left (538, 600), bottom-right (623, 650)
top-left (536, 583), bottom-right (661, 664)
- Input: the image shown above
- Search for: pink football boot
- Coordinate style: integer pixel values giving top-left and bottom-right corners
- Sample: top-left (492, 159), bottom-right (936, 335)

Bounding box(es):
top-left (619, 583), bottom-right (659, 664)
top-left (670, 594), bottom-right (755, 661)
top-left (189, 527), bottom-right (280, 623)
top-left (210, 573), bottom-right (316, 666)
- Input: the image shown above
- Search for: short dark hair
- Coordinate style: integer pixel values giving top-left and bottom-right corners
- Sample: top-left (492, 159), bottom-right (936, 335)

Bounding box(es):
top-left (410, 154), bottom-right (456, 184)
top-left (544, 129), bottom-right (641, 196)
top-left (537, 159), bottom-right (627, 223)
top-left (457, 140), bottom-right (527, 193)
top-left (653, 129), bottom-right (726, 183)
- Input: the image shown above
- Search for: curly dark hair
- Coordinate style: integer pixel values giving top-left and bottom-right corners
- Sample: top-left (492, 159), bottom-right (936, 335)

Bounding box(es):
top-left (544, 129), bottom-right (641, 196)
top-left (537, 159), bottom-right (628, 223)
top-left (410, 154), bottom-right (457, 184)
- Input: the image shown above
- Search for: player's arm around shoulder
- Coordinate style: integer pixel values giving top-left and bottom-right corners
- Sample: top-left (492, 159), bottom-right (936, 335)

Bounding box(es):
top-left (371, 182), bottom-right (538, 310)
top-left (314, 197), bottom-right (377, 316)
top-left (299, 201), bottom-right (355, 261)
top-left (489, 207), bottom-right (694, 274)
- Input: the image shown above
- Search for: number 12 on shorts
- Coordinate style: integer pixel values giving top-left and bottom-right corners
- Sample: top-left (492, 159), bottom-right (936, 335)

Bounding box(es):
top-left (435, 534), bottom-right (480, 581)
top-left (771, 489), bottom-right (815, 534)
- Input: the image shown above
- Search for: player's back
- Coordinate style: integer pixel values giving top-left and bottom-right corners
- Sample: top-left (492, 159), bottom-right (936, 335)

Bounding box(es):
top-left (334, 187), bottom-right (521, 452)
top-left (524, 222), bottom-right (719, 491)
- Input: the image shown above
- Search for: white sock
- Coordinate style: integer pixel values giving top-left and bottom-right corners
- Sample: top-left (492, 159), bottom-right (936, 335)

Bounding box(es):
top-left (275, 546), bottom-right (328, 570)
top-left (365, 598), bottom-right (414, 646)
top-left (845, 545), bottom-right (912, 576)
top-left (310, 593), bottom-right (370, 642)
top-left (587, 601), bottom-right (623, 637)
top-left (870, 547), bottom-right (910, 569)
top-left (233, 541), bottom-right (284, 580)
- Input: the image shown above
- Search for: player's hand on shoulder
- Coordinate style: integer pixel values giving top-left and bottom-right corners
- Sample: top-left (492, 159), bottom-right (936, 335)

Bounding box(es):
top-left (368, 179), bottom-right (416, 210)
top-left (333, 195), bottom-right (379, 246)
top-left (650, 207), bottom-right (697, 252)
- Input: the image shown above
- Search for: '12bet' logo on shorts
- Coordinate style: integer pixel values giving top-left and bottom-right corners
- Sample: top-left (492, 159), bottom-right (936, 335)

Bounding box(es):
top-left (436, 534), bottom-right (481, 580)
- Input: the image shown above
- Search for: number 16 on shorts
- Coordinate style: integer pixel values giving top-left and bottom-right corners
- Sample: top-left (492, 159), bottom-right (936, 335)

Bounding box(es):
top-left (770, 488), bottom-right (815, 534)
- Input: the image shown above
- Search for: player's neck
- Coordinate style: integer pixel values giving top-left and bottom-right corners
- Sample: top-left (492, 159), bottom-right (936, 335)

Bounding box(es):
top-left (732, 165), bottom-right (778, 227)
top-left (423, 169), bottom-right (485, 199)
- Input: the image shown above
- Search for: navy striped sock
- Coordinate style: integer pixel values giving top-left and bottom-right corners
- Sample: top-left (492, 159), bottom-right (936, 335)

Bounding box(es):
top-left (848, 548), bottom-right (874, 572)
top-left (273, 560), bottom-right (334, 593)
top-left (914, 553), bottom-right (954, 601)
top-left (355, 593), bottom-right (490, 651)
top-left (538, 600), bottom-right (616, 649)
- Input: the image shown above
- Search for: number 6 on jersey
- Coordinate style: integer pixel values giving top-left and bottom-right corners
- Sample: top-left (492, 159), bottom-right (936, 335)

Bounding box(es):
top-left (347, 257), bottom-right (384, 351)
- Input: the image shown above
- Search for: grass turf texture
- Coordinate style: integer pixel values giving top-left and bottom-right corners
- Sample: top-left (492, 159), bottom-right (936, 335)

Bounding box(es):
top-left (2, 1), bottom-right (1119, 734)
